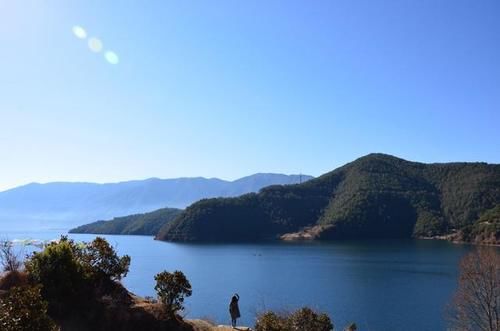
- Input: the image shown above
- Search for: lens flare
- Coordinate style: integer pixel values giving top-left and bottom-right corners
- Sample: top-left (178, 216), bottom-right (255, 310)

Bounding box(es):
top-left (88, 38), bottom-right (103, 52)
top-left (104, 51), bottom-right (119, 64)
top-left (72, 26), bottom-right (87, 39)
top-left (72, 26), bottom-right (119, 65)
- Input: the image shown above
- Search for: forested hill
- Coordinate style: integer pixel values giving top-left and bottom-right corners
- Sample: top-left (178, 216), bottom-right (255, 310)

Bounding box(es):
top-left (69, 208), bottom-right (182, 235)
top-left (156, 154), bottom-right (500, 243)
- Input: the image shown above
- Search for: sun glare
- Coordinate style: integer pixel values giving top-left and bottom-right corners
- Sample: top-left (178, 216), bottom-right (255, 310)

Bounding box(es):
top-left (72, 26), bottom-right (87, 39)
top-left (104, 51), bottom-right (119, 65)
top-left (72, 25), bottom-right (119, 65)
top-left (88, 37), bottom-right (103, 53)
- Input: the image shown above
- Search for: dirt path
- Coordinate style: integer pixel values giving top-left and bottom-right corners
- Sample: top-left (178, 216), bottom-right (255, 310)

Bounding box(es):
top-left (189, 319), bottom-right (252, 331)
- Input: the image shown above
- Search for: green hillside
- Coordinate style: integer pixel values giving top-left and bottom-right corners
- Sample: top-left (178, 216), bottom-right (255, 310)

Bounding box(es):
top-left (156, 154), bottom-right (500, 243)
top-left (454, 204), bottom-right (500, 244)
top-left (70, 207), bottom-right (182, 235)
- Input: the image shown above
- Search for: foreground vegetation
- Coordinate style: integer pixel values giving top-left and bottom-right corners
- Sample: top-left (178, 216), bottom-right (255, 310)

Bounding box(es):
top-left (157, 154), bottom-right (500, 244)
top-left (255, 307), bottom-right (337, 331)
top-left (448, 249), bottom-right (500, 331)
top-left (0, 237), bottom-right (194, 331)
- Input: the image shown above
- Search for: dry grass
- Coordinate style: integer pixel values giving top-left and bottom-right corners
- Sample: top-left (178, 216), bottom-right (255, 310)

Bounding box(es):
top-left (189, 319), bottom-right (215, 331)
top-left (188, 319), bottom-right (252, 331)
top-left (0, 270), bottom-right (29, 291)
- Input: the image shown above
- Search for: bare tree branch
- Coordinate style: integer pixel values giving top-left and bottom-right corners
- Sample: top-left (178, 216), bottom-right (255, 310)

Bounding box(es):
top-left (0, 239), bottom-right (23, 272)
top-left (449, 249), bottom-right (500, 331)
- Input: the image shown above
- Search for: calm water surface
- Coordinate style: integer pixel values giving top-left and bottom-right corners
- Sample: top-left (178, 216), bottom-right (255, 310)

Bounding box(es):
top-left (3, 229), bottom-right (472, 330)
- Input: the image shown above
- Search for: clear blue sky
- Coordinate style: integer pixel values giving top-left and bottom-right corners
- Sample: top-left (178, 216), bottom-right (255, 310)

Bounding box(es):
top-left (1, 0), bottom-right (499, 191)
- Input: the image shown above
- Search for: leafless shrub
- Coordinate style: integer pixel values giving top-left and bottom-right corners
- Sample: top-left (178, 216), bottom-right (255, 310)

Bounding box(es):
top-left (0, 240), bottom-right (23, 272)
top-left (449, 249), bottom-right (500, 331)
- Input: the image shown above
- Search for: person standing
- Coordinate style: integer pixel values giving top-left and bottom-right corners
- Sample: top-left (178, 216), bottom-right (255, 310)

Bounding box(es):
top-left (229, 293), bottom-right (241, 328)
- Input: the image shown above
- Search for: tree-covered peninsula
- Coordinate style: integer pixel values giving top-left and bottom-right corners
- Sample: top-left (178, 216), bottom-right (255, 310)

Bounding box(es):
top-left (70, 208), bottom-right (182, 236)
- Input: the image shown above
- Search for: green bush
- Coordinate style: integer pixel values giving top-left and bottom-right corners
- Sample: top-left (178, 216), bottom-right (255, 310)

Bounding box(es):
top-left (289, 307), bottom-right (333, 331)
top-left (255, 311), bottom-right (289, 331)
top-left (81, 237), bottom-right (130, 281)
top-left (0, 285), bottom-right (57, 331)
top-left (24, 238), bottom-right (85, 315)
top-left (154, 270), bottom-right (192, 317)
top-left (24, 236), bottom-right (130, 316)
top-left (255, 307), bottom-right (334, 331)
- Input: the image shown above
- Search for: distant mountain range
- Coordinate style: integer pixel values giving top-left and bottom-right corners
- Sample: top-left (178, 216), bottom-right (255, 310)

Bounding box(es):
top-left (0, 173), bottom-right (312, 230)
top-left (156, 154), bottom-right (500, 244)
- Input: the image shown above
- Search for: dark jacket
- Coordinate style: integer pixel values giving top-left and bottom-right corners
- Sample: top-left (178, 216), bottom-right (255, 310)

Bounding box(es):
top-left (229, 295), bottom-right (241, 319)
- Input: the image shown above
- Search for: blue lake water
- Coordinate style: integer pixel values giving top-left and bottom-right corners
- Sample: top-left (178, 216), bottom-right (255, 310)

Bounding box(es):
top-left (2, 229), bottom-right (472, 330)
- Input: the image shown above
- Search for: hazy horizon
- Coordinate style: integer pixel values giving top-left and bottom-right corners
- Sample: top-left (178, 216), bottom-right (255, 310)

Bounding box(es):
top-left (2, 1), bottom-right (499, 191)
top-left (0, 172), bottom-right (313, 193)
top-left (2, 152), bottom-right (500, 192)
